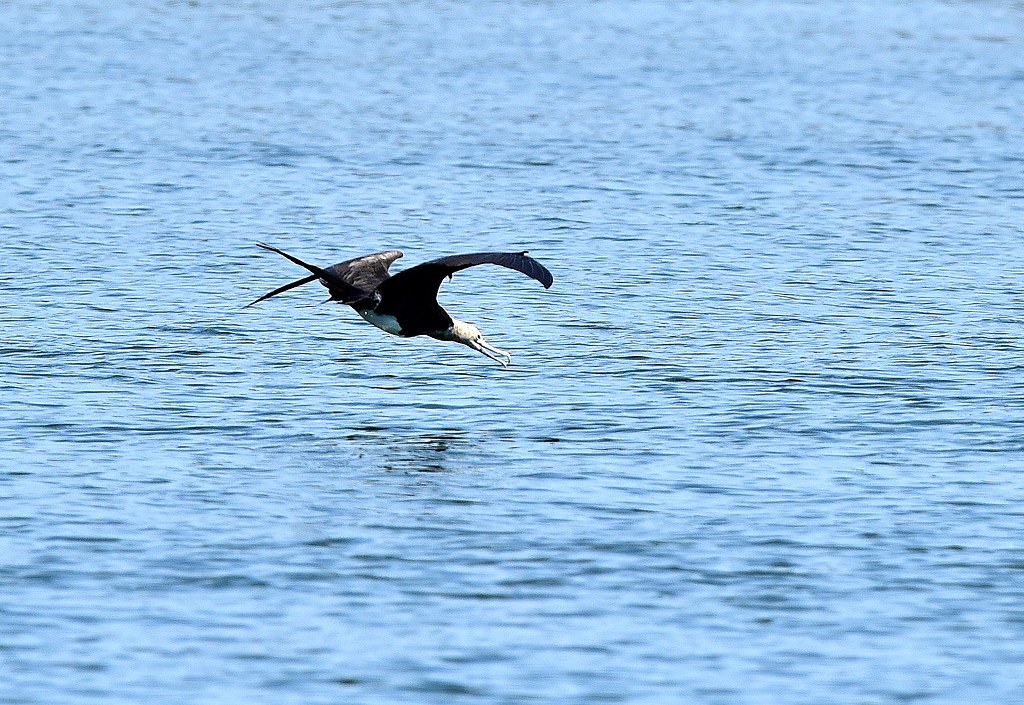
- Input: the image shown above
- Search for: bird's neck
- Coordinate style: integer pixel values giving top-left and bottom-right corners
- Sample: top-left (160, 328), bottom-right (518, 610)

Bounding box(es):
top-left (439, 319), bottom-right (476, 343)
top-left (429, 325), bottom-right (459, 342)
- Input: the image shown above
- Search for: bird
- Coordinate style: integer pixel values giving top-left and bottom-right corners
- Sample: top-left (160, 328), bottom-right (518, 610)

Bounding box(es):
top-left (247, 243), bottom-right (553, 366)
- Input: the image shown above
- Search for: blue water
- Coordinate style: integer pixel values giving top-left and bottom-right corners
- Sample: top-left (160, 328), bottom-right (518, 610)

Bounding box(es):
top-left (3, 1), bottom-right (1024, 703)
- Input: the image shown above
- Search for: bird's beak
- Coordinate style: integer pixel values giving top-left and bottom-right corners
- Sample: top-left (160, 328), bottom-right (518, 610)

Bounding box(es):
top-left (470, 337), bottom-right (512, 367)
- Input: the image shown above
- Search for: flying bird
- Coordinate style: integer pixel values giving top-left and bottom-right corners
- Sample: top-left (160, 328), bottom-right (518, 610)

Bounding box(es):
top-left (247, 243), bottom-right (553, 366)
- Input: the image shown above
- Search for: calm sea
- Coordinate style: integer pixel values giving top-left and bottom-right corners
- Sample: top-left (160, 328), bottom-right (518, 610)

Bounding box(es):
top-left (2, 1), bottom-right (1023, 703)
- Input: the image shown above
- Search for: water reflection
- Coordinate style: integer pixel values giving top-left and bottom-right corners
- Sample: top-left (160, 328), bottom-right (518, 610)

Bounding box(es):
top-left (347, 427), bottom-right (469, 474)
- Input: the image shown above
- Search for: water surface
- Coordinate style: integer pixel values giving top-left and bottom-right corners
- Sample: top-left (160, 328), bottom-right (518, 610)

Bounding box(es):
top-left (2, 1), bottom-right (1024, 703)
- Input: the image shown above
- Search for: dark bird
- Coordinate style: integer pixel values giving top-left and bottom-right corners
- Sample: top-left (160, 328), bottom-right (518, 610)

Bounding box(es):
top-left (247, 243), bottom-right (554, 366)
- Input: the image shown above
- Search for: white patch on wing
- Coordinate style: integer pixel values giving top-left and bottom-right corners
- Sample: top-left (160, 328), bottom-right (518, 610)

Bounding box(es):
top-left (358, 309), bottom-right (404, 336)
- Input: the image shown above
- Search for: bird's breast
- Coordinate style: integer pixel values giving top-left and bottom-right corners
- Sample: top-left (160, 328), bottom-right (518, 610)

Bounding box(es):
top-left (358, 308), bottom-right (405, 336)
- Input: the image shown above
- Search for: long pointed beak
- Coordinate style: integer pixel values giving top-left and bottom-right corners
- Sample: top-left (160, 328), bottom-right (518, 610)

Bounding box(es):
top-left (470, 337), bottom-right (512, 367)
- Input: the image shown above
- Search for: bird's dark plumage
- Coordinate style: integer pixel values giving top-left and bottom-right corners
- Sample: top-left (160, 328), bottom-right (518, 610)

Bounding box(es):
top-left (324, 249), bottom-right (405, 297)
top-left (247, 243), bottom-right (403, 306)
top-left (384, 252), bottom-right (554, 294)
top-left (248, 243), bottom-right (553, 366)
top-left (372, 251), bottom-right (554, 336)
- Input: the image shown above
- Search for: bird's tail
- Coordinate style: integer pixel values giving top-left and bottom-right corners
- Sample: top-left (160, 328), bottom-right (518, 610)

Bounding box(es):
top-left (245, 273), bottom-right (318, 307)
top-left (247, 242), bottom-right (362, 307)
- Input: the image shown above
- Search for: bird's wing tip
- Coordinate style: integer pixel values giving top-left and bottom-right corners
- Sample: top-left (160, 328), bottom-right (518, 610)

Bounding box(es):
top-left (528, 255), bottom-right (554, 289)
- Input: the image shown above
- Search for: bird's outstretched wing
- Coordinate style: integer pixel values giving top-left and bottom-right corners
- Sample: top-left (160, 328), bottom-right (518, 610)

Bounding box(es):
top-left (378, 251), bottom-right (553, 303)
top-left (324, 249), bottom-right (404, 293)
top-left (247, 243), bottom-right (403, 306)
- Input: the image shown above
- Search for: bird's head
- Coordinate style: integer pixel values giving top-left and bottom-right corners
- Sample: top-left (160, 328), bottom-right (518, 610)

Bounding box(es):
top-left (449, 319), bottom-right (512, 367)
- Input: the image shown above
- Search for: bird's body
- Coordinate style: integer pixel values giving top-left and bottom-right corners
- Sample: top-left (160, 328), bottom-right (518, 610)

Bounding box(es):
top-left (357, 308), bottom-right (405, 337)
top-left (248, 243), bottom-right (553, 366)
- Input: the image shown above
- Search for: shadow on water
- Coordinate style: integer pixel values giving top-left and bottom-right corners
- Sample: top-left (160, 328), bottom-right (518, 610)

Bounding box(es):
top-left (344, 426), bottom-right (470, 474)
